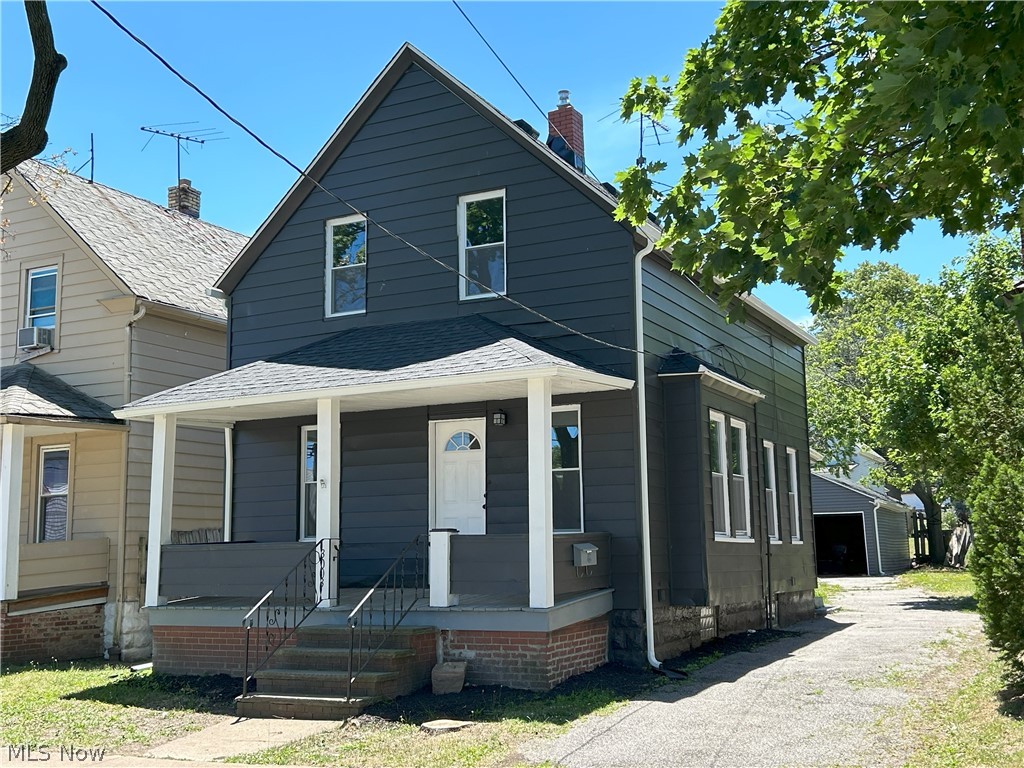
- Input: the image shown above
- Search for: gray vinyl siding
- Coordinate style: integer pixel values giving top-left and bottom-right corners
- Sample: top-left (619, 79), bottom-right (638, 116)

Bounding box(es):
top-left (812, 473), bottom-right (911, 576)
top-left (228, 64), bottom-right (635, 379)
top-left (643, 258), bottom-right (814, 609)
top-left (229, 391), bottom-right (639, 604)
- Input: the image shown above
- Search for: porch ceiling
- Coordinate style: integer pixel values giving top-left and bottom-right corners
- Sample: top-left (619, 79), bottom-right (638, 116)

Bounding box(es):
top-left (113, 315), bottom-right (633, 425)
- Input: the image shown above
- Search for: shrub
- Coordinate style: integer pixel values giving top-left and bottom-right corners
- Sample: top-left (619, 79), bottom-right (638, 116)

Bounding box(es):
top-left (969, 454), bottom-right (1024, 682)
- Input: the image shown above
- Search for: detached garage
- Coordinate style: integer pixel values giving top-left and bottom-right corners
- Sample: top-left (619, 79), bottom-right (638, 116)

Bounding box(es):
top-left (812, 472), bottom-right (912, 576)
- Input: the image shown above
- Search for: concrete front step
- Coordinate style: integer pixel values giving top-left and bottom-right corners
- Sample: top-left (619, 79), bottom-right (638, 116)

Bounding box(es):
top-left (235, 693), bottom-right (377, 720)
top-left (296, 624), bottom-right (435, 649)
top-left (272, 645), bottom-right (415, 672)
top-left (257, 668), bottom-right (401, 698)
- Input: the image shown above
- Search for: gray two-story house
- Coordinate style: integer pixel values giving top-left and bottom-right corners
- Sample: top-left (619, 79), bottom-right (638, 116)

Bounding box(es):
top-left (116, 44), bottom-right (816, 714)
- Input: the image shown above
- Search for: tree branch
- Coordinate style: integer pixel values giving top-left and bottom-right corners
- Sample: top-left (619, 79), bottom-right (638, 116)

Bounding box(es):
top-left (0, 1), bottom-right (67, 173)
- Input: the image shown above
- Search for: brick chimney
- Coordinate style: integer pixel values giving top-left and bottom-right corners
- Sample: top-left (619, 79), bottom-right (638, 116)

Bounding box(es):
top-left (546, 90), bottom-right (585, 172)
top-left (167, 178), bottom-right (201, 219)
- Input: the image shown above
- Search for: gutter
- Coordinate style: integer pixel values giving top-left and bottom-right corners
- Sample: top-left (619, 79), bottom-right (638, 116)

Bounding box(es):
top-left (633, 235), bottom-right (661, 670)
top-left (872, 501), bottom-right (886, 576)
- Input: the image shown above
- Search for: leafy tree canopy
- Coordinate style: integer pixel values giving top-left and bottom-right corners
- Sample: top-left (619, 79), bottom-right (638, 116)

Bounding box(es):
top-left (616, 1), bottom-right (1024, 313)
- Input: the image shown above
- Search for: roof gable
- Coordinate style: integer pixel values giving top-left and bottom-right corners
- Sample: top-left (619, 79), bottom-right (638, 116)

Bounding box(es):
top-left (15, 161), bottom-right (247, 319)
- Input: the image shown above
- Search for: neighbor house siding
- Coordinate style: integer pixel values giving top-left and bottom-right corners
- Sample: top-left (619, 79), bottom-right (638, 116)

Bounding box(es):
top-left (0, 178), bottom-right (127, 405)
top-left (875, 507), bottom-right (911, 574)
top-left (811, 475), bottom-right (879, 575)
top-left (125, 311), bottom-right (226, 602)
top-left (642, 258), bottom-right (814, 610)
top-left (227, 64), bottom-right (636, 380)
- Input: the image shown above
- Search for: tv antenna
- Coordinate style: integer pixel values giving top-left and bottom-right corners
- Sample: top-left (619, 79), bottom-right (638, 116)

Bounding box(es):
top-left (140, 122), bottom-right (227, 180)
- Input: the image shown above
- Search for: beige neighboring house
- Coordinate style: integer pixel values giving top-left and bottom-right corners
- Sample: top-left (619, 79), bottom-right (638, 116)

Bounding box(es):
top-left (1, 161), bottom-right (246, 662)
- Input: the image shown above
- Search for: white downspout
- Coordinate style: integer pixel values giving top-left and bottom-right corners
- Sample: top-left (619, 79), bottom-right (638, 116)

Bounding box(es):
top-left (634, 236), bottom-right (661, 670)
top-left (873, 502), bottom-right (886, 576)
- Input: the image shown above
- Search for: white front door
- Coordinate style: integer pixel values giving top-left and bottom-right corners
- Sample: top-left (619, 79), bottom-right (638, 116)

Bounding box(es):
top-left (432, 418), bottom-right (486, 535)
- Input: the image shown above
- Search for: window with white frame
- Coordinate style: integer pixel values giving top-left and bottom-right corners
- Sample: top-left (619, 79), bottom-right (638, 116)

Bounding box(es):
top-left (299, 427), bottom-right (317, 540)
top-left (458, 190), bottom-right (505, 299)
top-left (37, 446), bottom-right (69, 541)
top-left (326, 215), bottom-right (367, 316)
top-left (709, 411), bottom-right (730, 536)
top-left (551, 406), bottom-right (583, 533)
top-left (26, 266), bottom-right (58, 328)
top-left (763, 440), bottom-right (780, 542)
top-left (728, 418), bottom-right (752, 538)
top-left (787, 446), bottom-right (802, 542)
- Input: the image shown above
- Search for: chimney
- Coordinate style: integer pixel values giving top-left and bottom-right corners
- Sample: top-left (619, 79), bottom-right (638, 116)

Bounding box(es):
top-left (168, 178), bottom-right (201, 218)
top-left (546, 90), bottom-right (585, 172)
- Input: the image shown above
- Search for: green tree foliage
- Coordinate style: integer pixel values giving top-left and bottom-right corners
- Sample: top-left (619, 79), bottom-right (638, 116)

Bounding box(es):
top-left (807, 238), bottom-right (1024, 561)
top-left (616, 1), bottom-right (1024, 312)
top-left (969, 455), bottom-right (1024, 682)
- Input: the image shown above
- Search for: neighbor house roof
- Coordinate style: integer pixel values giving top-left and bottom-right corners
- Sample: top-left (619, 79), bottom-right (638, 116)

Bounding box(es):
top-left (14, 160), bottom-right (248, 319)
top-left (214, 43), bottom-right (814, 347)
top-left (118, 314), bottom-right (631, 417)
top-left (1, 363), bottom-right (120, 423)
top-left (812, 470), bottom-right (911, 512)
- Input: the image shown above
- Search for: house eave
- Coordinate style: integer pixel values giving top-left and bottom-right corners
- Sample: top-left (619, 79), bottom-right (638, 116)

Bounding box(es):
top-left (659, 366), bottom-right (765, 405)
top-left (113, 364), bottom-right (634, 423)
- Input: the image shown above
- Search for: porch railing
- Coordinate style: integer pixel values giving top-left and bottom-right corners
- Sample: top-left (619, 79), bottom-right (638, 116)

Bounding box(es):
top-left (346, 534), bottom-right (427, 700)
top-left (240, 537), bottom-right (341, 697)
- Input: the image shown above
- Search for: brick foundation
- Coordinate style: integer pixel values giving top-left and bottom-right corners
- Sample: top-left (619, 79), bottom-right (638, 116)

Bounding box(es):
top-left (440, 616), bottom-right (608, 691)
top-left (0, 602), bottom-right (104, 664)
top-left (152, 625), bottom-right (253, 677)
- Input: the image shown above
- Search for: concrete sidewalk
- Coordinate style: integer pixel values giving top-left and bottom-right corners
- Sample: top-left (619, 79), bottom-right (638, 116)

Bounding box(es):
top-left (140, 715), bottom-right (340, 763)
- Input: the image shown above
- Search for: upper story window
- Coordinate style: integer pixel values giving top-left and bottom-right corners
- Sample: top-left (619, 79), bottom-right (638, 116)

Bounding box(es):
top-left (458, 190), bottom-right (505, 300)
top-left (26, 266), bottom-right (58, 328)
top-left (787, 447), bottom-right (803, 542)
top-left (326, 215), bottom-right (367, 317)
top-left (710, 410), bottom-right (753, 540)
top-left (552, 406), bottom-right (583, 533)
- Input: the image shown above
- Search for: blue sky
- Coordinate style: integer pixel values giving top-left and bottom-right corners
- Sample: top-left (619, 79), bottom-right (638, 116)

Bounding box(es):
top-left (1, 1), bottom-right (971, 323)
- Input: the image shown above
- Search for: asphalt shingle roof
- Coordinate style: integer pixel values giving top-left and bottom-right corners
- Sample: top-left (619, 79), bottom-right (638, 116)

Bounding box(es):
top-left (812, 470), bottom-right (911, 508)
top-left (659, 348), bottom-right (749, 386)
top-left (17, 160), bottom-right (248, 319)
top-left (1, 363), bottom-right (120, 422)
top-left (125, 315), bottom-right (613, 410)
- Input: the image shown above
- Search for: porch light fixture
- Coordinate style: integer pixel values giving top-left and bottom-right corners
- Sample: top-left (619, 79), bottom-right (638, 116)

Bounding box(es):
top-left (492, 409), bottom-right (507, 427)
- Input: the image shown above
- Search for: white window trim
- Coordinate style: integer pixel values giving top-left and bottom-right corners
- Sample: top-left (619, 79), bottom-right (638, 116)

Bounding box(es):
top-left (710, 410), bottom-right (731, 538)
top-left (324, 214), bottom-right (368, 318)
top-left (25, 265), bottom-right (59, 329)
top-left (36, 444), bottom-right (70, 543)
top-left (299, 425), bottom-right (317, 541)
top-left (552, 404), bottom-right (584, 534)
top-left (458, 189), bottom-right (506, 301)
top-left (729, 417), bottom-right (753, 540)
top-left (787, 446), bottom-right (802, 543)
top-left (763, 440), bottom-right (781, 543)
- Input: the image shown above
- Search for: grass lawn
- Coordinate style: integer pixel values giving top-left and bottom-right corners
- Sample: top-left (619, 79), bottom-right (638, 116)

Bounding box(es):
top-left (0, 661), bottom-right (236, 754)
top-left (896, 566), bottom-right (976, 597)
top-left (814, 580), bottom-right (845, 603)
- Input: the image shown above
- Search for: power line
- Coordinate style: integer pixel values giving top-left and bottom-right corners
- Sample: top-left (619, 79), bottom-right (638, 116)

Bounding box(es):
top-left (90, 0), bottom-right (656, 361)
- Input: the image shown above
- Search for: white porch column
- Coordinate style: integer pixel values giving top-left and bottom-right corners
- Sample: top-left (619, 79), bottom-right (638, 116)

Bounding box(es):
top-left (222, 426), bottom-right (233, 542)
top-left (527, 377), bottom-right (554, 608)
top-left (316, 398), bottom-right (341, 604)
top-left (145, 414), bottom-right (176, 607)
top-left (429, 529), bottom-right (456, 607)
top-left (1, 423), bottom-right (26, 602)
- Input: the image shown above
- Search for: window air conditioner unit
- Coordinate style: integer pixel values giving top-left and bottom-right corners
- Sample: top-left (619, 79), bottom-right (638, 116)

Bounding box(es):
top-left (17, 326), bottom-right (53, 350)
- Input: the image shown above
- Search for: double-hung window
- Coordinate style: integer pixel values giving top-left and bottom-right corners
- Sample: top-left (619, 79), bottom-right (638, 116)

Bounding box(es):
top-left (787, 447), bottom-right (802, 542)
top-left (26, 266), bottom-right (58, 328)
top-left (458, 190), bottom-right (505, 299)
top-left (551, 406), bottom-right (583, 533)
top-left (37, 446), bottom-right (69, 541)
top-left (299, 427), bottom-right (317, 541)
top-left (763, 440), bottom-right (781, 542)
top-left (710, 410), bottom-right (752, 540)
top-left (326, 215), bottom-right (367, 316)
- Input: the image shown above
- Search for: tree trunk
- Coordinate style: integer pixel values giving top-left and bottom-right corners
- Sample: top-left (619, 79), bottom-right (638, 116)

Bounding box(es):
top-left (0, 1), bottom-right (67, 173)
top-left (914, 483), bottom-right (945, 565)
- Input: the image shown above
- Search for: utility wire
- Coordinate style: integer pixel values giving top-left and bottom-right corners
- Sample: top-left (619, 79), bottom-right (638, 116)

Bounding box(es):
top-left (91, 0), bottom-right (657, 360)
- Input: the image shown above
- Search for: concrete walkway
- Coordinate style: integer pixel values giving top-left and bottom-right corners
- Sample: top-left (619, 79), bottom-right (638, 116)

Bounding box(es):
top-left (525, 577), bottom-right (981, 768)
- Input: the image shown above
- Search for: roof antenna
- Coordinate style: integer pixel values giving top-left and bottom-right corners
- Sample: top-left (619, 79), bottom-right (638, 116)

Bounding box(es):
top-left (72, 133), bottom-right (96, 182)
top-left (140, 122), bottom-right (227, 181)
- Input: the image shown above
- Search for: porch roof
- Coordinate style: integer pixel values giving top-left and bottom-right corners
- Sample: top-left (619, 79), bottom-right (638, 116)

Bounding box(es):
top-left (1, 363), bottom-right (122, 428)
top-left (114, 315), bottom-right (633, 423)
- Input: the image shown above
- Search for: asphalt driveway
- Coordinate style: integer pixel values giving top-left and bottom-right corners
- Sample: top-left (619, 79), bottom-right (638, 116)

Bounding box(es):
top-left (524, 577), bottom-right (982, 768)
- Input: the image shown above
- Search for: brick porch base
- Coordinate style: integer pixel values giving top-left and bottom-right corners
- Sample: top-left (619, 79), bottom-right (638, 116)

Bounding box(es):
top-left (0, 602), bottom-right (104, 664)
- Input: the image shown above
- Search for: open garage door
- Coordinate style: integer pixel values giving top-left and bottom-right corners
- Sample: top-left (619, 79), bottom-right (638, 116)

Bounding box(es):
top-left (814, 513), bottom-right (869, 575)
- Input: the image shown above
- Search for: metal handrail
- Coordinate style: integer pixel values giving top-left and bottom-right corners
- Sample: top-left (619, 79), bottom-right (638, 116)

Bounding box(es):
top-left (240, 537), bottom-right (340, 697)
top-left (346, 533), bottom-right (427, 699)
